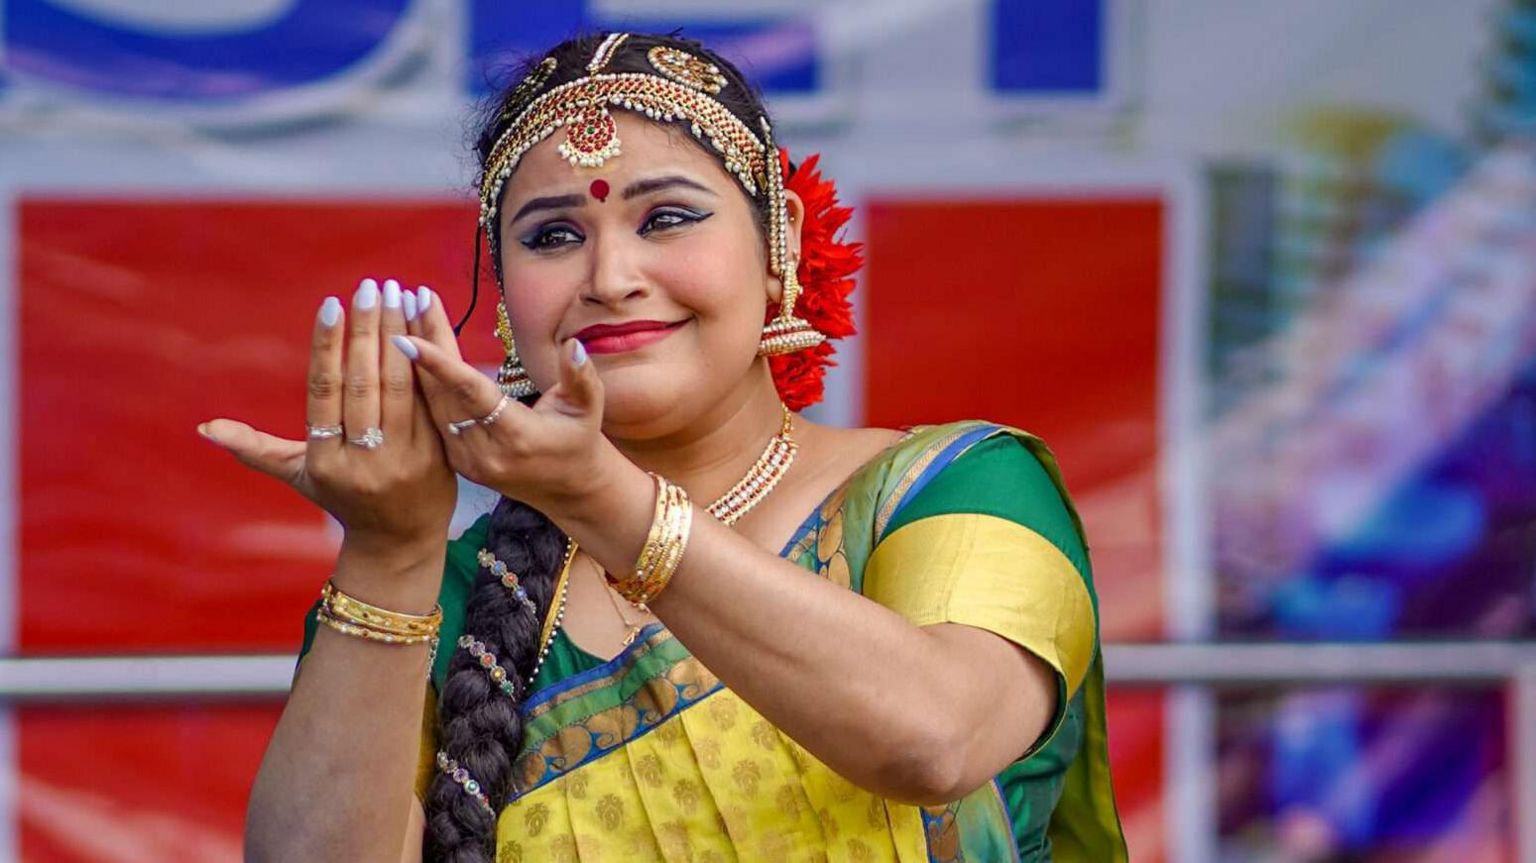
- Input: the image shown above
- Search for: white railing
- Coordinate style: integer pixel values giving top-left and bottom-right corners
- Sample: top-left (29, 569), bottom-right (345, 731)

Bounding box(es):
top-left (0, 642), bottom-right (1529, 698)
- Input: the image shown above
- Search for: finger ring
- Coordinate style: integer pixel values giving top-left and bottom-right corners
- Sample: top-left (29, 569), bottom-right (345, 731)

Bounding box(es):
top-left (306, 424), bottom-right (344, 440)
top-left (446, 417), bottom-right (478, 436)
top-left (479, 395), bottom-right (511, 427)
top-left (348, 427), bottom-right (384, 449)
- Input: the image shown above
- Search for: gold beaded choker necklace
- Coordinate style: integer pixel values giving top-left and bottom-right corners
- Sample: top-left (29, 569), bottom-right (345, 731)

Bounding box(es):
top-left (705, 403), bottom-right (797, 526)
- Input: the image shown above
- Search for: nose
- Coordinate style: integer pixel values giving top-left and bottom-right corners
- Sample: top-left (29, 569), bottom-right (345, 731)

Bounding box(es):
top-left (581, 231), bottom-right (649, 307)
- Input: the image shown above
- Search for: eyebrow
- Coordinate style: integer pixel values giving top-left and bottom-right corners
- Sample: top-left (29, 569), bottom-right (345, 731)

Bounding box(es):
top-left (623, 175), bottom-right (717, 200)
top-left (506, 175), bottom-right (717, 225)
top-left (508, 194), bottom-right (584, 225)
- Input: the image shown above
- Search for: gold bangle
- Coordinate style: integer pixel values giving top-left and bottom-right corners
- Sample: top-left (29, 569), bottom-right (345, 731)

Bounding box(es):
top-left (319, 581), bottom-right (443, 638)
top-left (646, 482), bottom-right (690, 601)
top-left (629, 478), bottom-right (674, 601)
top-left (614, 473), bottom-right (692, 604)
top-left (315, 606), bottom-right (439, 646)
top-left (632, 475), bottom-right (671, 581)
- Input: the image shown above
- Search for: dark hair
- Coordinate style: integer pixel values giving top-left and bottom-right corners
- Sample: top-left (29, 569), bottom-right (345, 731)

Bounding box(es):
top-left (423, 31), bottom-right (777, 862)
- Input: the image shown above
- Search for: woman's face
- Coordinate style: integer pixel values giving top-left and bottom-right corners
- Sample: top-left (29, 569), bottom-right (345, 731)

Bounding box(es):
top-left (497, 112), bottom-right (790, 437)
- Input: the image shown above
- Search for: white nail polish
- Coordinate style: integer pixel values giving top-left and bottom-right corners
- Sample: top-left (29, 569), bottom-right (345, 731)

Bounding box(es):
top-left (417, 286), bottom-right (432, 311)
top-left (402, 290), bottom-right (418, 321)
top-left (355, 278), bottom-right (379, 310)
top-left (319, 296), bottom-right (342, 327)
top-left (383, 279), bottom-right (402, 309)
top-left (572, 340), bottom-right (588, 367)
top-left (390, 335), bottom-right (419, 360)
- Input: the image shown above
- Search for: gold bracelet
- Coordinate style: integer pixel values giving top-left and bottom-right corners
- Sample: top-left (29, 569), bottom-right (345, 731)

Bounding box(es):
top-left (629, 477), bottom-right (675, 601)
top-left (315, 606), bottom-right (439, 646)
top-left (631, 475), bottom-right (671, 582)
top-left (649, 482), bottom-right (691, 600)
top-left (613, 473), bottom-right (693, 604)
top-left (319, 581), bottom-right (443, 638)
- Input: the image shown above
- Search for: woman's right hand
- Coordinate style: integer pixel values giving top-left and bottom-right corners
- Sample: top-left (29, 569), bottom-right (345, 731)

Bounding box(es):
top-left (198, 278), bottom-right (458, 568)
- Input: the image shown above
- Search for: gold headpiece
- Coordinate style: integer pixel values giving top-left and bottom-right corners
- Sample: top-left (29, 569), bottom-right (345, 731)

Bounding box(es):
top-left (647, 45), bottom-right (727, 94)
top-left (477, 34), bottom-right (824, 360)
top-left (495, 56), bottom-right (558, 127)
top-left (477, 36), bottom-right (769, 231)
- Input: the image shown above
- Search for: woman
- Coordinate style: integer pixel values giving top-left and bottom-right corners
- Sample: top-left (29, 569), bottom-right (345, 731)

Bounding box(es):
top-left (226, 32), bottom-right (1126, 861)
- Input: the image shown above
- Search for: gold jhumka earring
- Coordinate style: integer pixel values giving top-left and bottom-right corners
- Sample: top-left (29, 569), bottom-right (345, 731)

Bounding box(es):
top-left (494, 301), bottom-right (537, 398)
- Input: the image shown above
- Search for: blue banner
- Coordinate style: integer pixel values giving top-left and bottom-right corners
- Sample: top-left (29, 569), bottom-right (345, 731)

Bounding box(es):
top-left (990, 0), bottom-right (1104, 94)
top-left (4, 0), bottom-right (410, 102)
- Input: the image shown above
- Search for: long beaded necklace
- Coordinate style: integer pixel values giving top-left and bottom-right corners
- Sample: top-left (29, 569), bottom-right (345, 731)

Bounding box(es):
top-left (479, 404), bottom-right (798, 682)
top-left (525, 537), bottom-right (579, 685)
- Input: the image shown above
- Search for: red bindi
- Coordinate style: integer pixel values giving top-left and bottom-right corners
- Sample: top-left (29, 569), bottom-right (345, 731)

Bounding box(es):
top-left (589, 179), bottom-right (610, 202)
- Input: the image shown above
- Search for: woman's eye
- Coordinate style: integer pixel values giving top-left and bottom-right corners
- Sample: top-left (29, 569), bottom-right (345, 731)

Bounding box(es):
top-left (520, 225), bottom-right (582, 250)
top-left (640, 208), bottom-right (710, 235)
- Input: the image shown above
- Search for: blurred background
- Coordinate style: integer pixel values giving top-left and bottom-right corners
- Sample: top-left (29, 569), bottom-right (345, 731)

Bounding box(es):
top-left (0, 0), bottom-right (1533, 860)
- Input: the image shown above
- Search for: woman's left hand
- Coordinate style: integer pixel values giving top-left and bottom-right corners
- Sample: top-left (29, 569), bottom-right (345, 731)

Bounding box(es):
top-left (390, 295), bottom-right (613, 514)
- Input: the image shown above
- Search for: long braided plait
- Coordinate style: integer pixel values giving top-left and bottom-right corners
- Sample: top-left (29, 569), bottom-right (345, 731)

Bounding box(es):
top-left (421, 497), bottom-right (566, 861)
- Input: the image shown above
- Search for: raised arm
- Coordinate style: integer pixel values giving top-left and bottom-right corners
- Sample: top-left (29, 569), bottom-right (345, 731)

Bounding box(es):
top-left (397, 327), bottom-right (1075, 807)
top-left (202, 278), bottom-right (456, 860)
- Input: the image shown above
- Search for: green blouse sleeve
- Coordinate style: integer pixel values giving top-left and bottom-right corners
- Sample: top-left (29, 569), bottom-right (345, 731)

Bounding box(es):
top-left (859, 428), bottom-right (1125, 859)
top-left (882, 434), bottom-right (1090, 576)
top-left (861, 432), bottom-right (1099, 738)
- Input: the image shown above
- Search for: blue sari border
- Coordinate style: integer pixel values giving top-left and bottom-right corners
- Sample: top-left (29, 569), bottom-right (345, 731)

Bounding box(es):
top-left (512, 672), bottom-right (727, 799)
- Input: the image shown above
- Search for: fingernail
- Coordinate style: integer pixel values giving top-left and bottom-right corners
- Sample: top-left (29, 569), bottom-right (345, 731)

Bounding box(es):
top-left (383, 278), bottom-right (402, 309)
top-left (402, 290), bottom-right (418, 321)
top-left (417, 286), bottom-right (432, 311)
top-left (391, 335), bottom-right (419, 361)
top-left (355, 278), bottom-right (379, 310)
top-left (572, 339), bottom-right (588, 367)
top-left (319, 296), bottom-right (342, 328)
top-left (197, 423), bottom-right (220, 444)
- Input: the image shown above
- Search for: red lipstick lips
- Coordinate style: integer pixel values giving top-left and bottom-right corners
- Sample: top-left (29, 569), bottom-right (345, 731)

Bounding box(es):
top-left (574, 319), bottom-right (687, 355)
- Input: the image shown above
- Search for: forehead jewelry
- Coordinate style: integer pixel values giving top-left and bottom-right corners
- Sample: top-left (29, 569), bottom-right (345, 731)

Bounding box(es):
top-left (477, 41), bottom-right (768, 233)
top-left (589, 179), bottom-right (611, 202)
top-left (647, 45), bottom-right (727, 94)
top-left (587, 32), bottom-right (630, 74)
top-left (497, 56), bottom-right (558, 127)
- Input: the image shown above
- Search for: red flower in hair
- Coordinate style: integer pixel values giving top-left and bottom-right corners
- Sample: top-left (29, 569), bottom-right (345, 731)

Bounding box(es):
top-left (767, 150), bottom-right (863, 411)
